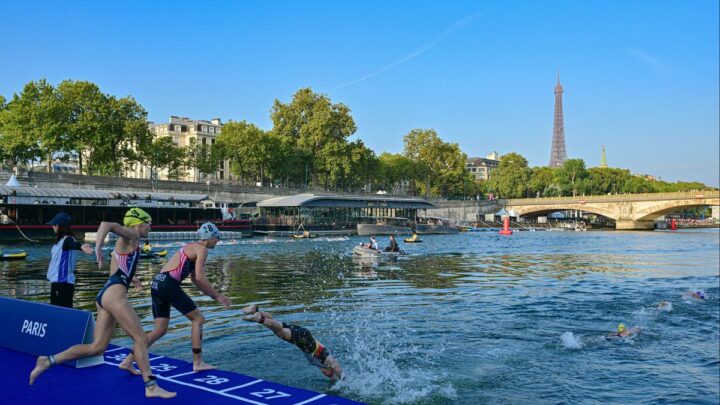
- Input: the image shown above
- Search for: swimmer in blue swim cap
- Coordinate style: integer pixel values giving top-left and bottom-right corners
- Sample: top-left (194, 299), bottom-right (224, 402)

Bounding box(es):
top-left (689, 290), bottom-right (706, 300)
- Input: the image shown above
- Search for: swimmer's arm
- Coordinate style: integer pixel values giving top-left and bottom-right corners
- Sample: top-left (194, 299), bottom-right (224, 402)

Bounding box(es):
top-left (94, 222), bottom-right (116, 268)
top-left (191, 249), bottom-right (230, 307)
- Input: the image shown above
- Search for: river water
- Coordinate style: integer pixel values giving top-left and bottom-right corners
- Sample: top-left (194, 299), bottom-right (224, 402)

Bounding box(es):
top-left (1, 229), bottom-right (718, 404)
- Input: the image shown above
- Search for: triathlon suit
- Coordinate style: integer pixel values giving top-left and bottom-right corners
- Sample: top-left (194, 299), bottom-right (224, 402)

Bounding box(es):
top-left (95, 248), bottom-right (141, 307)
top-left (151, 244), bottom-right (198, 318)
top-left (282, 323), bottom-right (331, 368)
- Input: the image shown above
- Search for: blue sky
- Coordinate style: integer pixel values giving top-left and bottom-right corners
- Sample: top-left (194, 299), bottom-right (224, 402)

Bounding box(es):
top-left (1, 0), bottom-right (718, 186)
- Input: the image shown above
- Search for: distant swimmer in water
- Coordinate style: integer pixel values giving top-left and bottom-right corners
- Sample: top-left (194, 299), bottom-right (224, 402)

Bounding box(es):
top-left (607, 323), bottom-right (640, 339)
top-left (687, 290), bottom-right (706, 300)
top-left (656, 300), bottom-right (673, 311)
top-left (242, 305), bottom-right (343, 380)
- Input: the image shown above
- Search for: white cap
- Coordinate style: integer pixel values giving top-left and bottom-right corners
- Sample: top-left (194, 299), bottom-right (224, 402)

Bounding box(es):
top-left (198, 222), bottom-right (221, 240)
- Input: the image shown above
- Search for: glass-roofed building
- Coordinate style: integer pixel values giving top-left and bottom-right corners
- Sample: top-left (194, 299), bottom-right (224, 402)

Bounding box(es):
top-left (254, 193), bottom-right (435, 236)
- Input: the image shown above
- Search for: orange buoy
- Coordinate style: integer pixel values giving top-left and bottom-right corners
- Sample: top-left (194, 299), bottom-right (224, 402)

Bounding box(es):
top-left (499, 217), bottom-right (513, 235)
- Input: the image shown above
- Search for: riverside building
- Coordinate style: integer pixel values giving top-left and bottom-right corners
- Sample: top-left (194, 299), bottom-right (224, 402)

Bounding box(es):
top-left (466, 152), bottom-right (500, 181)
top-left (130, 116), bottom-right (235, 182)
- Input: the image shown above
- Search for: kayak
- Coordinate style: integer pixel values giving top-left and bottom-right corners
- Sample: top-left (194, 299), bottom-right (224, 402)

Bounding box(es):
top-left (292, 234), bottom-right (315, 239)
top-left (404, 238), bottom-right (422, 243)
top-left (111, 249), bottom-right (168, 258)
top-left (352, 246), bottom-right (406, 258)
top-left (142, 249), bottom-right (168, 258)
top-left (0, 251), bottom-right (28, 260)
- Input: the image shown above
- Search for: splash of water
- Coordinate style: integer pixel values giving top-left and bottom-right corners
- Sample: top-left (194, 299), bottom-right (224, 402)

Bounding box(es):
top-left (560, 331), bottom-right (583, 349)
top-left (330, 310), bottom-right (457, 404)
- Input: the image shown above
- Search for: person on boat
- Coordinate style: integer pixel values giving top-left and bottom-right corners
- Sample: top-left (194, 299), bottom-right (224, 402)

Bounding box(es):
top-left (242, 305), bottom-right (343, 380)
top-left (385, 235), bottom-right (400, 252)
top-left (302, 230), bottom-right (310, 238)
top-left (118, 222), bottom-right (230, 373)
top-left (370, 236), bottom-right (379, 250)
top-left (30, 208), bottom-right (176, 398)
top-left (46, 212), bottom-right (94, 308)
top-left (408, 231), bottom-right (419, 242)
top-left (607, 323), bottom-right (640, 339)
top-left (142, 241), bottom-right (153, 254)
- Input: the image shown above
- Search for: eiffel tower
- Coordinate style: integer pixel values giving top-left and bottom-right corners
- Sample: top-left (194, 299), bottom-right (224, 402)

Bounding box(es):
top-left (549, 73), bottom-right (567, 167)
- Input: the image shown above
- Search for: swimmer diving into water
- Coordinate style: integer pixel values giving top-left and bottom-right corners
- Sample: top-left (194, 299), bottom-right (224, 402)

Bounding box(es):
top-left (242, 304), bottom-right (343, 380)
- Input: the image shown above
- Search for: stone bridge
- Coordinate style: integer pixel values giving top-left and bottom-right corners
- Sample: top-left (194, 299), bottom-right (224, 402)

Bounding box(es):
top-left (505, 190), bottom-right (720, 229)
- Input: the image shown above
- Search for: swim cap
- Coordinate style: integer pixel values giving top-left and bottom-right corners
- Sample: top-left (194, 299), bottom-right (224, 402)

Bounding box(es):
top-left (47, 212), bottom-right (71, 226)
top-left (617, 324), bottom-right (626, 333)
top-left (124, 207), bottom-right (152, 227)
top-left (198, 222), bottom-right (221, 240)
top-left (695, 291), bottom-right (705, 299)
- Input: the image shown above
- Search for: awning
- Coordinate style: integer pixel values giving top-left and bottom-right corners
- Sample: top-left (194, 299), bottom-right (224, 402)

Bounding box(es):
top-left (0, 186), bottom-right (208, 202)
top-left (258, 193), bottom-right (435, 209)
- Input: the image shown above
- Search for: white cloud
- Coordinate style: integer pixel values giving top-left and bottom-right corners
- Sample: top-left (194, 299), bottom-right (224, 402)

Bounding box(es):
top-left (331, 12), bottom-right (481, 92)
top-left (626, 48), bottom-right (673, 75)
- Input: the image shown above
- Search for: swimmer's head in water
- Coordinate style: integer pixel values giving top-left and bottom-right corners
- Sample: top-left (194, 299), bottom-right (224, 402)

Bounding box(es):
top-left (617, 323), bottom-right (626, 333)
top-left (695, 291), bottom-right (705, 299)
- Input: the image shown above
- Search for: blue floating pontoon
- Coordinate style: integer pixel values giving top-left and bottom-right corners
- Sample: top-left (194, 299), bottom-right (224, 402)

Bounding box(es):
top-left (0, 344), bottom-right (362, 405)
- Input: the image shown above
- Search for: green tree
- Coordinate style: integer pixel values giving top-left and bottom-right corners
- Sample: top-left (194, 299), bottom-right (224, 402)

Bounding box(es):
top-left (188, 138), bottom-right (224, 181)
top-left (56, 80), bottom-right (107, 174)
top-left (376, 153), bottom-right (415, 194)
top-left (403, 129), bottom-right (439, 196)
top-left (556, 158), bottom-right (588, 196)
top-left (621, 175), bottom-right (654, 193)
top-left (586, 167), bottom-right (630, 195)
top-left (487, 152), bottom-right (530, 198)
top-left (138, 136), bottom-right (188, 181)
top-left (217, 120), bottom-right (267, 185)
top-left (0, 80), bottom-right (64, 171)
top-left (528, 166), bottom-right (559, 197)
top-left (270, 88), bottom-right (356, 188)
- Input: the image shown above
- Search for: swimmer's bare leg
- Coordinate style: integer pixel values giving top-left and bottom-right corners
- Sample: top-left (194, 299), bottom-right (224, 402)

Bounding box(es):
top-left (186, 309), bottom-right (215, 372)
top-left (31, 305), bottom-right (116, 385)
top-left (240, 303), bottom-right (259, 315)
top-left (29, 356), bottom-right (52, 385)
top-left (104, 291), bottom-right (175, 399)
top-left (243, 311), bottom-right (290, 341)
top-left (119, 317), bottom-right (169, 375)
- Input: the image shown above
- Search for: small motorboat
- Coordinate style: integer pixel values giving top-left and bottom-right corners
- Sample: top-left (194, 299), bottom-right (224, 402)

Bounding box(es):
top-left (404, 237), bottom-right (422, 243)
top-left (352, 245), bottom-right (406, 258)
top-left (292, 231), bottom-right (315, 239)
top-left (0, 251), bottom-right (28, 261)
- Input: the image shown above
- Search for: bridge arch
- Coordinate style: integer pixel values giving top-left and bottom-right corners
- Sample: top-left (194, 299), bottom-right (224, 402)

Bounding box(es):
top-left (512, 205), bottom-right (618, 220)
top-left (634, 202), bottom-right (717, 221)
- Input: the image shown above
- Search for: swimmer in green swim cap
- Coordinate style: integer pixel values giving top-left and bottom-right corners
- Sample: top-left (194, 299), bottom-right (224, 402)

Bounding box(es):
top-left (607, 323), bottom-right (641, 338)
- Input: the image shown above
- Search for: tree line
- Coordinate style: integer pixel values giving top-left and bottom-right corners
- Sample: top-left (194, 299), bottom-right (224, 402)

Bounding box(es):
top-left (486, 153), bottom-right (710, 198)
top-left (0, 81), bottom-right (471, 196)
top-left (0, 79), bottom-right (711, 198)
